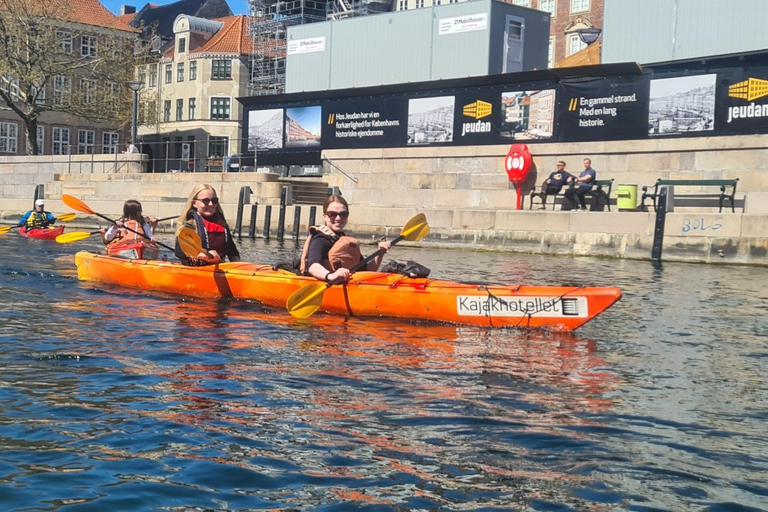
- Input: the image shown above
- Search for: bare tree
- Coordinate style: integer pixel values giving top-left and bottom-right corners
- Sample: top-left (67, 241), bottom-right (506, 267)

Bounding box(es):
top-left (0, 0), bottom-right (152, 154)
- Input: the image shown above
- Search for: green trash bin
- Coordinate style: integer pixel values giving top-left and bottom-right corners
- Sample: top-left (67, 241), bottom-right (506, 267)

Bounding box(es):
top-left (616, 184), bottom-right (638, 211)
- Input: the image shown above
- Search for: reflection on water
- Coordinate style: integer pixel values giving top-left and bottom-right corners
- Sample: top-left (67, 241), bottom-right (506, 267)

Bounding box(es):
top-left (0, 234), bottom-right (766, 510)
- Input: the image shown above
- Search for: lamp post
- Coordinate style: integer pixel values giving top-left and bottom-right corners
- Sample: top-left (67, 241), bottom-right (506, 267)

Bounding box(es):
top-left (577, 27), bottom-right (602, 46)
top-left (125, 80), bottom-right (144, 146)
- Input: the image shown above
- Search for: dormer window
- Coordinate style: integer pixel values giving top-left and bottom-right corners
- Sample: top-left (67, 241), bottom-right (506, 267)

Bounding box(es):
top-left (178, 37), bottom-right (186, 53)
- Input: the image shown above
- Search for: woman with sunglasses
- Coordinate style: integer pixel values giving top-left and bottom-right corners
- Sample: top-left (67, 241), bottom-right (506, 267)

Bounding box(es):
top-left (301, 195), bottom-right (390, 283)
top-left (174, 184), bottom-right (240, 265)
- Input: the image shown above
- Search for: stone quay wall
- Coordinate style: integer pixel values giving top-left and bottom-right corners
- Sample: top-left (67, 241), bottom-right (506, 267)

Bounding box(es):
top-left (1, 134), bottom-right (767, 265)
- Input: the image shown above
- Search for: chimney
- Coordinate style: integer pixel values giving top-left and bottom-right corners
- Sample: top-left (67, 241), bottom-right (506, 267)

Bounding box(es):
top-left (121, 5), bottom-right (136, 15)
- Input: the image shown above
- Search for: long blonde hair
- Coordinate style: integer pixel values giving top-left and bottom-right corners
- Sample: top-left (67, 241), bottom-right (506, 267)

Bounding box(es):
top-left (175, 184), bottom-right (226, 236)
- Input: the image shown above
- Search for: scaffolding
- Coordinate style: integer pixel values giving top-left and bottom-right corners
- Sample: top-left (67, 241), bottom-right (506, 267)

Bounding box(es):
top-left (248, 0), bottom-right (392, 96)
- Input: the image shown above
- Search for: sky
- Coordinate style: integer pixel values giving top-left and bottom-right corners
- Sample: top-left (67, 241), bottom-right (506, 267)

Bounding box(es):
top-left (101, 0), bottom-right (250, 16)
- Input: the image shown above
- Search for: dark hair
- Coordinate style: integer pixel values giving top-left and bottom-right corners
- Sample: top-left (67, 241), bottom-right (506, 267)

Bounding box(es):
top-left (122, 199), bottom-right (144, 223)
top-left (323, 195), bottom-right (348, 214)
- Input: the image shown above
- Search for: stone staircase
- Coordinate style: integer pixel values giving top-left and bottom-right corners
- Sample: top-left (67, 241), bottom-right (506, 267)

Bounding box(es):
top-left (279, 177), bottom-right (330, 205)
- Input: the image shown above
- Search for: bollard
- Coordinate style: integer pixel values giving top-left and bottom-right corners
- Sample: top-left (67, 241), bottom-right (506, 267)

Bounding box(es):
top-left (651, 188), bottom-right (668, 262)
top-left (248, 204), bottom-right (258, 239)
top-left (277, 186), bottom-right (287, 241)
top-left (292, 206), bottom-right (301, 241)
top-left (308, 206), bottom-right (317, 229)
top-left (235, 186), bottom-right (252, 238)
top-left (263, 205), bottom-right (272, 240)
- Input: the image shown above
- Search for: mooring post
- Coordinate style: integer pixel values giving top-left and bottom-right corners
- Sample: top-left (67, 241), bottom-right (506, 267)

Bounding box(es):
top-left (651, 187), bottom-right (669, 262)
top-left (277, 187), bottom-right (287, 241)
top-left (248, 204), bottom-right (258, 239)
top-left (292, 206), bottom-right (302, 241)
top-left (308, 206), bottom-right (317, 228)
top-left (235, 186), bottom-right (251, 238)
top-left (263, 205), bottom-right (272, 240)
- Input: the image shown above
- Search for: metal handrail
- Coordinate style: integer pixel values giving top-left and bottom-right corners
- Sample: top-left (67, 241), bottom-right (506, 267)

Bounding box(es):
top-left (324, 158), bottom-right (358, 184)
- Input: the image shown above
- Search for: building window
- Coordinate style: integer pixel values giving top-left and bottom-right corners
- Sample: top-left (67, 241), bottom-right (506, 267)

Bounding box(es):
top-left (539, 0), bottom-right (555, 15)
top-left (569, 33), bottom-right (587, 55)
top-left (81, 79), bottom-right (96, 104)
top-left (208, 136), bottom-right (228, 158)
top-left (81, 35), bottom-right (97, 57)
top-left (37, 125), bottom-right (45, 154)
top-left (178, 37), bottom-right (186, 53)
top-left (210, 97), bottom-right (230, 120)
top-left (398, 0), bottom-right (406, 8)
top-left (57, 30), bottom-right (72, 54)
top-left (548, 37), bottom-right (554, 67)
top-left (165, 64), bottom-right (172, 83)
top-left (416, 0), bottom-right (424, 7)
top-left (0, 122), bottom-right (18, 153)
top-left (149, 64), bottom-right (157, 87)
top-left (177, 62), bottom-right (184, 82)
top-left (31, 81), bottom-right (46, 103)
top-left (189, 98), bottom-right (196, 120)
top-left (189, 61), bottom-right (197, 80)
top-left (513, 0), bottom-right (529, 5)
top-left (571, 0), bottom-right (589, 13)
top-left (53, 75), bottom-right (71, 107)
top-left (176, 98), bottom-right (183, 121)
top-left (102, 132), bottom-right (119, 154)
top-left (163, 100), bottom-right (171, 122)
top-left (211, 60), bottom-right (231, 79)
top-left (434, 0), bottom-right (441, 4)
top-left (1, 74), bottom-right (20, 100)
top-left (78, 129), bottom-right (95, 154)
top-left (139, 68), bottom-right (147, 85)
top-left (52, 127), bottom-right (70, 155)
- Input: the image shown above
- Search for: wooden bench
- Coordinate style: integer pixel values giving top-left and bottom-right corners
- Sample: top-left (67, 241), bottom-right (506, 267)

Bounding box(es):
top-left (640, 179), bottom-right (739, 212)
top-left (529, 179), bottom-right (614, 211)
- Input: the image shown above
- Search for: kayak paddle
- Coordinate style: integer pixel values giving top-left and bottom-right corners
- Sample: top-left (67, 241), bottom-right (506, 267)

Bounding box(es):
top-left (286, 213), bottom-right (430, 319)
top-left (54, 216), bottom-right (177, 244)
top-left (0, 213), bottom-right (77, 235)
top-left (177, 226), bottom-right (214, 260)
top-left (61, 195), bottom-right (174, 252)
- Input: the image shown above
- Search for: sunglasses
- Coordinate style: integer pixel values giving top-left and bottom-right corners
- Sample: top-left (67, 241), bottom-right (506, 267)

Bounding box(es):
top-left (197, 197), bottom-right (219, 205)
top-left (326, 210), bottom-right (349, 220)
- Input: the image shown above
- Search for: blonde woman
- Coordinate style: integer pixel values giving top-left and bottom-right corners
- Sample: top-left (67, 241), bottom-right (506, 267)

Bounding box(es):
top-left (174, 184), bottom-right (240, 265)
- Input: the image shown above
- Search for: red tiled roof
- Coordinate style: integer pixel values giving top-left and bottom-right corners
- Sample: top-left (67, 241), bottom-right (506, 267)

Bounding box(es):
top-left (194, 15), bottom-right (253, 55)
top-left (0, 0), bottom-right (136, 31)
top-left (117, 12), bottom-right (135, 24)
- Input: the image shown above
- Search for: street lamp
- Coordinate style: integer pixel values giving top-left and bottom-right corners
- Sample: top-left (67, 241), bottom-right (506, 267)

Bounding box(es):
top-left (125, 80), bottom-right (145, 146)
top-left (577, 27), bottom-right (602, 46)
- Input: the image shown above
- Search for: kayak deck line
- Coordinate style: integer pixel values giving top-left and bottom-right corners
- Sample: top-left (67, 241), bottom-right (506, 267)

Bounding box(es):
top-left (74, 251), bottom-right (621, 331)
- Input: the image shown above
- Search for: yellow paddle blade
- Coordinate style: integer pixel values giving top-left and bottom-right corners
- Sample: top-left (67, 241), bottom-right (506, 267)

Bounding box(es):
top-left (287, 283), bottom-right (327, 319)
top-left (0, 226), bottom-right (11, 235)
top-left (400, 213), bottom-right (429, 241)
top-left (57, 213), bottom-right (77, 222)
top-left (56, 231), bottom-right (95, 244)
top-left (178, 227), bottom-right (204, 258)
top-left (62, 194), bottom-right (97, 215)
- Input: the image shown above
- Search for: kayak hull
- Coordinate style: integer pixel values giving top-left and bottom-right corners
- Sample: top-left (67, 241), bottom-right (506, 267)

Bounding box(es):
top-left (106, 239), bottom-right (160, 260)
top-left (19, 225), bottom-right (65, 240)
top-left (74, 251), bottom-right (621, 331)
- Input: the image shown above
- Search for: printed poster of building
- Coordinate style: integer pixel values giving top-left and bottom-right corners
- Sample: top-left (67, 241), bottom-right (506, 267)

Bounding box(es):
top-left (285, 106), bottom-right (322, 148)
top-left (648, 74), bottom-right (716, 136)
top-left (407, 96), bottom-right (455, 145)
top-left (501, 89), bottom-right (555, 140)
top-left (248, 109), bottom-right (284, 150)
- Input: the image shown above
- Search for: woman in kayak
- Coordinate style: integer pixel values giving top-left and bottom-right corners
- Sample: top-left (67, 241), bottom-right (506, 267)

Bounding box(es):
top-left (100, 199), bottom-right (157, 246)
top-left (175, 184), bottom-right (240, 265)
top-left (301, 195), bottom-right (390, 283)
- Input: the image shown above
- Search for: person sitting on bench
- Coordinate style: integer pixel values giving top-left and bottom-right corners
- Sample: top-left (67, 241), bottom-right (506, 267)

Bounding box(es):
top-left (537, 161), bottom-right (574, 209)
top-left (565, 158), bottom-right (597, 211)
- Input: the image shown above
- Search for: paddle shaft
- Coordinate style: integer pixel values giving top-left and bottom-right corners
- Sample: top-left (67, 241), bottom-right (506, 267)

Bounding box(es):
top-left (92, 212), bottom-right (174, 252)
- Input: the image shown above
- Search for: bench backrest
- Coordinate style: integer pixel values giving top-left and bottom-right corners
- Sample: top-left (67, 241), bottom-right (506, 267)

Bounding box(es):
top-left (655, 178), bottom-right (738, 187)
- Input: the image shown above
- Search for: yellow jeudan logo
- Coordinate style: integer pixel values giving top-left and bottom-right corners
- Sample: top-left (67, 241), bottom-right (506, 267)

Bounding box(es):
top-left (463, 100), bottom-right (492, 119)
top-left (728, 78), bottom-right (768, 101)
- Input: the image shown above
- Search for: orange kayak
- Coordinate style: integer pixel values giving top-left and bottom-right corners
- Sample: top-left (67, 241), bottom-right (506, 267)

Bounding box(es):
top-left (19, 225), bottom-right (65, 240)
top-left (74, 251), bottom-right (621, 331)
top-left (106, 239), bottom-right (160, 260)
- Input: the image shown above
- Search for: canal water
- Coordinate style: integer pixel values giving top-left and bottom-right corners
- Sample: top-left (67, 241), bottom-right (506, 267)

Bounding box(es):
top-left (1, 232), bottom-right (766, 511)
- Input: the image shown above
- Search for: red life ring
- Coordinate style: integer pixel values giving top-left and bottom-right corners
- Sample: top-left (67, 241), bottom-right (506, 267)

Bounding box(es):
top-left (504, 143), bottom-right (532, 184)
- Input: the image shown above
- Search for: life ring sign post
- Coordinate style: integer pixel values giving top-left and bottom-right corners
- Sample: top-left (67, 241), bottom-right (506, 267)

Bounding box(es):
top-left (505, 143), bottom-right (533, 210)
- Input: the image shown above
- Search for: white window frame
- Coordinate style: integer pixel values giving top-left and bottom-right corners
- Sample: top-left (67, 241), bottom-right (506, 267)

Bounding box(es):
top-left (210, 97), bottom-right (231, 120)
top-left (78, 129), bottom-right (95, 154)
top-left (539, 0), bottom-right (556, 15)
top-left (177, 62), bottom-right (184, 82)
top-left (37, 125), bottom-right (45, 154)
top-left (416, 0), bottom-right (424, 8)
top-left (149, 64), bottom-right (157, 87)
top-left (569, 33), bottom-right (587, 55)
top-left (571, 0), bottom-right (589, 13)
top-left (57, 30), bottom-right (72, 54)
top-left (52, 127), bottom-right (70, 155)
top-left (165, 64), bottom-right (172, 84)
top-left (548, 37), bottom-right (555, 68)
top-left (81, 35), bottom-right (97, 58)
top-left (0, 122), bottom-right (18, 153)
top-left (102, 132), bottom-right (119, 154)
top-left (81, 79), bottom-right (96, 104)
top-left (53, 75), bottom-right (71, 107)
top-left (398, 0), bottom-right (406, 9)
top-left (513, 0), bottom-right (530, 6)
